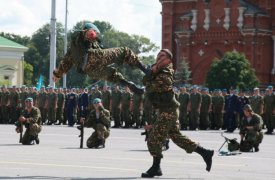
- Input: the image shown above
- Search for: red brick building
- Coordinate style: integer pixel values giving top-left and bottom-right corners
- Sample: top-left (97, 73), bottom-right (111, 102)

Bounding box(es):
top-left (159, 0), bottom-right (275, 85)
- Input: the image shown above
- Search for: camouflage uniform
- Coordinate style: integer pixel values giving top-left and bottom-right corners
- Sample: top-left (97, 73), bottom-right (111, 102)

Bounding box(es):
top-left (88, 88), bottom-right (102, 111)
top-left (56, 91), bottom-right (65, 124)
top-left (132, 93), bottom-right (143, 128)
top-left (111, 88), bottom-right (122, 127)
top-left (121, 89), bottom-right (133, 127)
top-left (102, 88), bottom-right (111, 110)
top-left (0, 90), bottom-right (2, 123)
top-left (199, 91), bottom-right (212, 130)
top-left (178, 91), bottom-right (190, 130)
top-left (20, 90), bottom-right (29, 109)
top-left (18, 106), bottom-right (42, 145)
top-left (37, 90), bottom-right (48, 124)
top-left (143, 63), bottom-right (197, 158)
top-left (84, 107), bottom-right (111, 148)
top-left (1, 90), bottom-right (10, 124)
top-left (212, 93), bottom-right (225, 130)
top-left (239, 113), bottom-right (263, 152)
top-left (46, 91), bottom-right (57, 125)
top-left (249, 95), bottom-right (263, 115)
top-left (9, 89), bottom-right (20, 123)
top-left (53, 31), bottom-right (145, 91)
top-left (189, 91), bottom-right (202, 130)
top-left (142, 93), bottom-right (153, 125)
top-left (263, 93), bottom-right (275, 133)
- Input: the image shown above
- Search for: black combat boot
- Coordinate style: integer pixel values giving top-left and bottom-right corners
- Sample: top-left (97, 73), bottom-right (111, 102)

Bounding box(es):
top-left (119, 79), bottom-right (144, 95)
top-left (141, 157), bottom-right (163, 178)
top-left (194, 146), bottom-right (214, 172)
top-left (34, 136), bottom-right (40, 144)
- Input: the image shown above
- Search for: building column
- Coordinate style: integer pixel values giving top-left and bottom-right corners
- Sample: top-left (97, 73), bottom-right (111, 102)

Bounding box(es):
top-left (203, 9), bottom-right (210, 31)
top-left (271, 36), bottom-right (275, 74)
top-left (223, 8), bottom-right (230, 30)
top-left (191, 10), bottom-right (198, 31)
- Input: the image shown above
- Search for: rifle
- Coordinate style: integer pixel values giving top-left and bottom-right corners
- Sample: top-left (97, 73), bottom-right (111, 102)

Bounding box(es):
top-left (77, 106), bottom-right (84, 148)
top-left (16, 103), bottom-right (24, 143)
top-left (218, 133), bottom-right (240, 152)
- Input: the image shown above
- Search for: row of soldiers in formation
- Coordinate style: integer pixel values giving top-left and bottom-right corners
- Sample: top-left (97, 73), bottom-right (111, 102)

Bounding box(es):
top-left (0, 84), bottom-right (274, 134)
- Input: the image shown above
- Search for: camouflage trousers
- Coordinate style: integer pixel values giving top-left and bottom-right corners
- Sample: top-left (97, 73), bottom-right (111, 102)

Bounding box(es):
top-left (39, 107), bottom-right (48, 124)
top-left (147, 108), bottom-right (197, 158)
top-left (189, 109), bottom-right (200, 130)
top-left (240, 131), bottom-right (263, 152)
top-left (87, 124), bottom-right (110, 148)
top-left (121, 106), bottom-right (132, 126)
top-left (264, 112), bottom-right (275, 129)
top-left (111, 106), bottom-right (121, 127)
top-left (212, 111), bottom-right (223, 129)
top-left (132, 109), bottom-right (141, 127)
top-left (22, 123), bottom-right (42, 145)
top-left (84, 47), bottom-right (140, 84)
top-left (179, 109), bottom-right (188, 128)
top-left (199, 111), bottom-right (210, 130)
top-left (47, 108), bottom-right (56, 124)
top-left (1, 106), bottom-right (9, 124)
top-left (56, 108), bottom-right (64, 124)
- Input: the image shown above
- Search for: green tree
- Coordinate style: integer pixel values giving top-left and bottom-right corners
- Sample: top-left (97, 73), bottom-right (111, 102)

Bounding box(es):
top-left (23, 61), bottom-right (33, 85)
top-left (24, 23), bottom-right (64, 86)
top-left (0, 32), bottom-right (30, 46)
top-left (205, 51), bottom-right (259, 90)
top-left (174, 57), bottom-right (191, 85)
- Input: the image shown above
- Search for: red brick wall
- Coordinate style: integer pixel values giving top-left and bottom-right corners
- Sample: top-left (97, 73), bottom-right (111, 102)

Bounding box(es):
top-left (160, 0), bottom-right (274, 85)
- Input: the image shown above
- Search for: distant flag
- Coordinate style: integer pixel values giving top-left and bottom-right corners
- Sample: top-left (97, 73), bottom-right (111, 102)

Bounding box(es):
top-left (36, 74), bottom-right (43, 91)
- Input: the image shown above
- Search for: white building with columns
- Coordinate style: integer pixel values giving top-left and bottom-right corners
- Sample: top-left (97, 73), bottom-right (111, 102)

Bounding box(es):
top-left (0, 36), bottom-right (28, 86)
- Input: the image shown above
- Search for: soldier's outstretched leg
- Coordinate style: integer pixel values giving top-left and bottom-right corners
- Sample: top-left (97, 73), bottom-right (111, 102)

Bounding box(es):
top-left (141, 157), bottom-right (162, 178)
top-left (194, 146), bottom-right (214, 171)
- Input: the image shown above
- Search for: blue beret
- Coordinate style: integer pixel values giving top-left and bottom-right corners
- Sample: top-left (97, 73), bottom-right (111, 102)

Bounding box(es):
top-left (93, 98), bottom-right (101, 104)
top-left (222, 89), bottom-right (227, 92)
top-left (83, 22), bottom-right (100, 34)
top-left (25, 97), bottom-right (33, 102)
top-left (267, 85), bottom-right (273, 89)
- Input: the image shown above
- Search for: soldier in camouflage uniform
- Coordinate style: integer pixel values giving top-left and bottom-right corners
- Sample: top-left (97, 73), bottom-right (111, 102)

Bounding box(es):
top-left (239, 104), bottom-right (263, 152)
top-left (1, 86), bottom-right (10, 124)
top-left (121, 86), bottom-right (133, 128)
top-left (199, 88), bottom-right (212, 130)
top-left (80, 98), bottom-right (111, 148)
top-left (9, 86), bottom-right (20, 124)
top-left (132, 92), bottom-right (143, 128)
top-left (101, 85), bottom-right (111, 110)
top-left (20, 85), bottom-right (29, 109)
top-left (37, 86), bottom-right (48, 124)
top-left (46, 87), bottom-right (57, 125)
top-left (263, 86), bottom-right (275, 134)
top-left (111, 85), bottom-right (122, 128)
top-left (189, 86), bottom-right (202, 130)
top-left (52, 22), bottom-right (147, 95)
top-left (141, 49), bottom-right (213, 178)
top-left (249, 87), bottom-right (264, 116)
top-left (88, 85), bottom-right (102, 112)
top-left (178, 85), bottom-right (190, 130)
top-left (29, 87), bottom-right (38, 106)
top-left (56, 88), bottom-right (65, 125)
top-left (66, 88), bottom-right (78, 126)
top-left (211, 89), bottom-right (225, 130)
top-left (15, 97), bottom-right (42, 145)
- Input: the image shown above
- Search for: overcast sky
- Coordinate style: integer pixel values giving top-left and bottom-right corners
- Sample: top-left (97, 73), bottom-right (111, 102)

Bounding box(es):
top-left (0, 0), bottom-right (162, 48)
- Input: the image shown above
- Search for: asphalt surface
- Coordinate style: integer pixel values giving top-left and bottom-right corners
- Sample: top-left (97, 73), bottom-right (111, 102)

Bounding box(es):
top-left (0, 124), bottom-right (274, 180)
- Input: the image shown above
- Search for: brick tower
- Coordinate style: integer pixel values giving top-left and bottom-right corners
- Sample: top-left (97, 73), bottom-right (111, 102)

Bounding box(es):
top-left (159, 0), bottom-right (275, 85)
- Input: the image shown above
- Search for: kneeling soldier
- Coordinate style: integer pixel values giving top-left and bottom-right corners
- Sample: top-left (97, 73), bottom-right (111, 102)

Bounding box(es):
top-left (15, 97), bottom-right (42, 145)
top-left (80, 98), bottom-right (111, 148)
top-left (240, 104), bottom-right (263, 152)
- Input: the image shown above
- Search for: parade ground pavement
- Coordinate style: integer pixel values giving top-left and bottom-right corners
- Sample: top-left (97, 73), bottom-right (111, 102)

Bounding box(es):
top-left (0, 124), bottom-right (274, 180)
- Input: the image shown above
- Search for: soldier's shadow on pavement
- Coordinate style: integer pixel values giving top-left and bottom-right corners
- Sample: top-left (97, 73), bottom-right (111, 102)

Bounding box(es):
top-left (0, 144), bottom-right (22, 146)
top-left (0, 176), bottom-right (179, 179)
top-left (128, 149), bottom-right (148, 152)
top-left (0, 176), bottom-right (143, 179)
